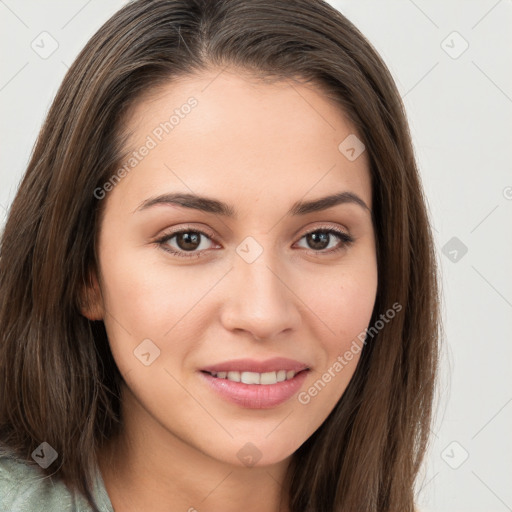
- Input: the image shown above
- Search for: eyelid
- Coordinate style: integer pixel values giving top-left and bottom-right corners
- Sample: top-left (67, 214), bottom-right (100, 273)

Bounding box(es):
top-left (299, 222), bottom-right (350, 237)
top-left (155, 224), bottom-right (217, 242)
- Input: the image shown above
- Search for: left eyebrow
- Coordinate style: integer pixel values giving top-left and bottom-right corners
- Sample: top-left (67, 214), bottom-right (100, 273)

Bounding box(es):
top-left (133, 191), bottom-right (371, 217)
top-left (290, 191), bottom-right (371, 215)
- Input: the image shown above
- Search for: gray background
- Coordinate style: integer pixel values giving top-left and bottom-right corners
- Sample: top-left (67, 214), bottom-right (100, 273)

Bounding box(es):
top-left (1, 1), bottom-right (511, 511)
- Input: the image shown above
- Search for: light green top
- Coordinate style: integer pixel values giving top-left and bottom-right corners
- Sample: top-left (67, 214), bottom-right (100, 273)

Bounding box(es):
top-left (0, 453), bottom-right (114, 512)
top-left (0, 451), bottom-right (425, 511)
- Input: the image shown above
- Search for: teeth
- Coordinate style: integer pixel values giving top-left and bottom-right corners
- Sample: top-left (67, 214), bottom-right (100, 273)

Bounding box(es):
top-left (209, 370), bottom-right (298, 385)
top-left (227, 371), bottom-right (240, 382)
top-left (260, 371), bottom-right (277, 385)
top-left (241, 371), bottom-right (260, 384)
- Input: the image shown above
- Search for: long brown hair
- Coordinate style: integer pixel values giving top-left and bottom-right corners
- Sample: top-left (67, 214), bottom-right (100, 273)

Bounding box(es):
top-left (0, 1), bottom-right (441, 510)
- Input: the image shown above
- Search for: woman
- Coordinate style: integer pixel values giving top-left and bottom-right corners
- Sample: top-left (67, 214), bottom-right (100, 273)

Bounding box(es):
top-left (0, 0), bottom-right (440, 511)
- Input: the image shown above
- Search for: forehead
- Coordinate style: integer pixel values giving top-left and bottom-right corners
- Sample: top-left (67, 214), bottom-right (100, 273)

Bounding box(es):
top-left (110, 68), bottom-right (372, 214)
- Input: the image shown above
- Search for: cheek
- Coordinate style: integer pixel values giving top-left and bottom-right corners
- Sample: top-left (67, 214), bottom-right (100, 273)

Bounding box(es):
top-left (302, 257), bottom-right (378, 345)
top-left (100, 243), bottom-right (206, 331)
top-left (296, 252), bottom-right (377, 380)
top-left (292, 263), bottom-right (377, 435)
top-left (97, 243), bottom-right (228, 372)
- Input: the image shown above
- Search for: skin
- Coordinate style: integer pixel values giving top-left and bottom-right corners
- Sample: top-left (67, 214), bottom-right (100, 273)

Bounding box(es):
top-left (83, 67), bottom-right (378, 512)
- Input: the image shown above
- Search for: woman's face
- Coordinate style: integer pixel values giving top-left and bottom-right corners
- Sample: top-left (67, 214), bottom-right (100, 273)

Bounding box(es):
top-left (86, 68), bottom-right (377, 468)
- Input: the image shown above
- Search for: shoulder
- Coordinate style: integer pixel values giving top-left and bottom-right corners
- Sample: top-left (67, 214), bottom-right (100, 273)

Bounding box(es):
top-left (0, 449), bottom-right (111, 512)
top-left (0, 451), bottom-right (74, 511)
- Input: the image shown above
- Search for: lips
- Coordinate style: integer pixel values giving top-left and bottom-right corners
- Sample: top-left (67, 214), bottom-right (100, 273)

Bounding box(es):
top-left (199, 370), bottom-right (309, 409)
top-left (199, 357), bottom-right (311, 409)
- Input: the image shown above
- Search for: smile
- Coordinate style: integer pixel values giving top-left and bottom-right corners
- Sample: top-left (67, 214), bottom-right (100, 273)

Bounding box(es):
top-left (204, 370), bottom-right (298, 385)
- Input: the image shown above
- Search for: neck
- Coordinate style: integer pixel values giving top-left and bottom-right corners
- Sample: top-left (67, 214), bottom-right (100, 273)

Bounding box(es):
top-left (97, 384), bottom-right (291, 512)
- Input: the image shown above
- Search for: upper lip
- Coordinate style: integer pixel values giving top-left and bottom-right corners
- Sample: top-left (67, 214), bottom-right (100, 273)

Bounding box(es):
top-left (201, 357), bottom-right (310, 374)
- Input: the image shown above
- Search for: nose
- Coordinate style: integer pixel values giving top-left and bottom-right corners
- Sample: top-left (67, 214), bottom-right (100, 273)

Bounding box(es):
top-left (219, 248), bottom-right (301, 341)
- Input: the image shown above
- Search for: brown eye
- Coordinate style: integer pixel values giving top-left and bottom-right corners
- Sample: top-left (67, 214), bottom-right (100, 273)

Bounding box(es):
top-left (305, 231), bottom-right (330, 250)
top-left (157, 229), bottom-right (217, 258)
top-left (296, 228), bottom-right (354, 254)
top-left (174, 231), bottom-right (203, 251)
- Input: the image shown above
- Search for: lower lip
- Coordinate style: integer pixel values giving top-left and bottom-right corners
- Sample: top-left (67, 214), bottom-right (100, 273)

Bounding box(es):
top-left (199, 370), bottom-right (309, 409)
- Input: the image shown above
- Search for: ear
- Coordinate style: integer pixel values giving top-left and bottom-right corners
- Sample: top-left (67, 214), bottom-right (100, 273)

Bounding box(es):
top-left (79, 269), bottom-right (104, 321)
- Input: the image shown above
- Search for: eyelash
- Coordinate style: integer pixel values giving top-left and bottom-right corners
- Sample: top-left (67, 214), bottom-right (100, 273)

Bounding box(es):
top-left (154, 225), bottom-right (354, 259)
